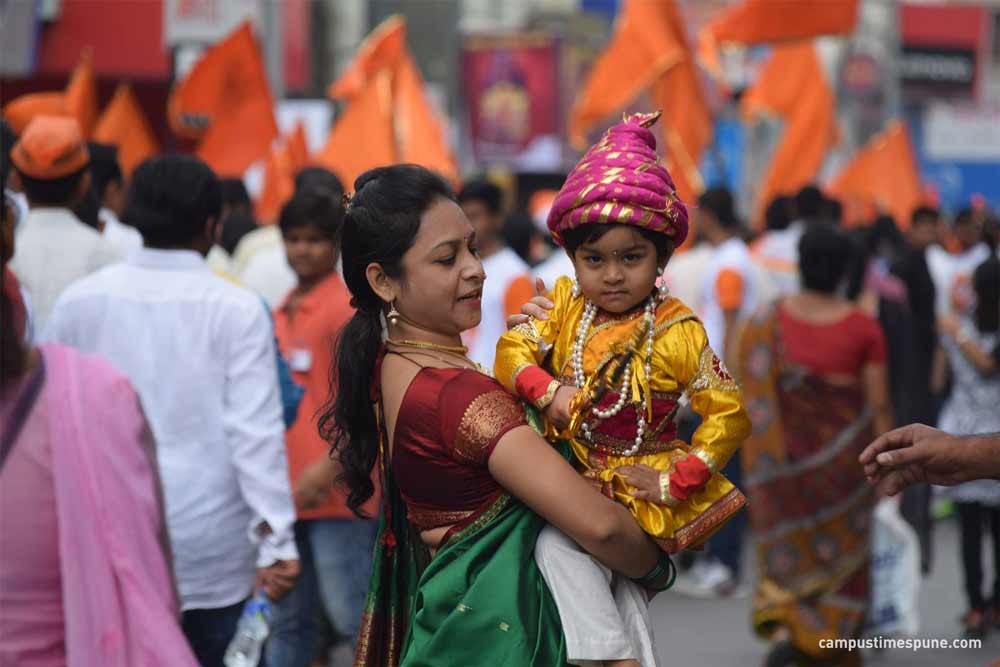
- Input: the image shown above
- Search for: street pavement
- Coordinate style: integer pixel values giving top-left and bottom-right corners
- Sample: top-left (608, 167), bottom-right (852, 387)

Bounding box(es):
top-left (649, 519), bottom-right (997, 666)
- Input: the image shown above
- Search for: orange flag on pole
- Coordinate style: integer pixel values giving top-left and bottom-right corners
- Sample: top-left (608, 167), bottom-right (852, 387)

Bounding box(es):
top-left (828, 120), bottom-right (922, 229)
top-left (317, 15), bottom-right (458, 187)
top-left (316, 73), bottom-right (397, 189)
top-left (168, 22), bottom-right (279, 176)
top-left (93, 83), bottom-right (159, 176)
top-left (65, 52), bottom-right (99, 138)
top-left (704, 0), bottom-right (858, 45)
top-left (286, 120), bottom-right (310, 172)
top-left (741, 41), bottom-right (838, 227)
top-left (568, 0), bottom-right (711, 204)
top-left (394, 52), bottom-right (459, 183)
top-left (3, 92), bottom-right (68, 134)
top-left (256, 144), bottom-right (295, 225)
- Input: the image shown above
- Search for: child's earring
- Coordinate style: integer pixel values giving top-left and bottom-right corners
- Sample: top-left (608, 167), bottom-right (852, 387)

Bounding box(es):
top-left (572, 280), bottom-right (581, 299)
top-left (657, 267), bottom-right (669, 299)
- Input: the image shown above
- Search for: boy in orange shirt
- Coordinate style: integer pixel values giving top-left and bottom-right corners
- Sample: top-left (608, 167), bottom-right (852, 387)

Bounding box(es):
top-left (268, 188), bottom-right (377, 666)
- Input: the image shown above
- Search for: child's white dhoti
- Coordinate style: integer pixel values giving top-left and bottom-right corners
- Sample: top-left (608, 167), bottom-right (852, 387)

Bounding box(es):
top-left (535, 525), bottom-right (661, 666)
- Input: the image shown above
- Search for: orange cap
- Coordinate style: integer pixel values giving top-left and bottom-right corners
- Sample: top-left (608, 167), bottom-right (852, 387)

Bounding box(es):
top-left (11, 115), bottom-right (89, 180)
top-left (2, 92), bottom-right (69, 134)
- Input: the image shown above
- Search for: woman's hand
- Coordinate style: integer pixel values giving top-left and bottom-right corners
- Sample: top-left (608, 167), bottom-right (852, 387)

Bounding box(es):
top-left (616, 464), bottom-right (663, 502)
top-left (544, 385), bottom-right (578, 430)
top-left (506, 278), bottom-right (554, 329)
top-left (938, 313), bottom-right (960, 338)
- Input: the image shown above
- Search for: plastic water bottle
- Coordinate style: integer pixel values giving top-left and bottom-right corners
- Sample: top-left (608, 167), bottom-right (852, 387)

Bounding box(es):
top-left (223, 589), bottom-right (271, 667)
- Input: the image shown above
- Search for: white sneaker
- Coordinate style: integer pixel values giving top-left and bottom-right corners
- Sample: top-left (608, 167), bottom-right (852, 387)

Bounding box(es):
top-left (670, 558), bottom-right (734, 599)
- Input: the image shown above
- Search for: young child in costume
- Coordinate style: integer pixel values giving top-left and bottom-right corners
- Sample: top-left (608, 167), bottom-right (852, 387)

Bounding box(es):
top-left (494, 112), bottom-right (751, 666)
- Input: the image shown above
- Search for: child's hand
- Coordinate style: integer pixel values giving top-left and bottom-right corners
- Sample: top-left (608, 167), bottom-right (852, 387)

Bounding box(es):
top-left (507, 278), bottom-right (553, 329)
top-left (544, 385), bottom-right (578, 429)
top-left (616, 464), bottom-right (663, 502)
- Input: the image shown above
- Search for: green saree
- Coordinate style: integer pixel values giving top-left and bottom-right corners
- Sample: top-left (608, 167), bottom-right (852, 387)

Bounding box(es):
top-left (355, 406), bottom-right (570, 666)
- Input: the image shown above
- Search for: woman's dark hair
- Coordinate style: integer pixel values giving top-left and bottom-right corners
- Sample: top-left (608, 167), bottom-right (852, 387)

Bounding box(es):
top-left (124, 155), bottom-right (222, 248)
top-left (562, 223), bottom-right (674, 264)
top-left (1, 199), bottom-right (26, 386)
top-left (278, 187), bottom-right (344, 242)
top-left (799, 224), bottom-right (856, 294)
top-left (318, 164), bottom-right (454, 517)
top-left (973, 256), bottom-right (999, 334)
top-left (18, 167), bottom-right (87, 206)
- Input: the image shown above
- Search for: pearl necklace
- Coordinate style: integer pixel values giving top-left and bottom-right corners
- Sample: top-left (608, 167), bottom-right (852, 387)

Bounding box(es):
top-left (571, 295), bottom-right (657, 456)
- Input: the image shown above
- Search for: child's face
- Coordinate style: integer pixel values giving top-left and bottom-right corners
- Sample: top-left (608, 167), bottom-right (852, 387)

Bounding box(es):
top-left (570, 226), bottom-right (662, 313)
top-left (283, 224), bottom-right (338, 284)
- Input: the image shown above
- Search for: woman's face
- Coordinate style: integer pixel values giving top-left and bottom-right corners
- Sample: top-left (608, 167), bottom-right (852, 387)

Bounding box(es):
top-left (393, 198), bottom-right (485, 335)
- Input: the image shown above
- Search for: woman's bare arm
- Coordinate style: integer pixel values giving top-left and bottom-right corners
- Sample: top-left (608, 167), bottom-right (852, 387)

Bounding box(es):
top-left (862, 362), bottom-right (894, 438)
top-left (488, 426), bottom-right (659, 579)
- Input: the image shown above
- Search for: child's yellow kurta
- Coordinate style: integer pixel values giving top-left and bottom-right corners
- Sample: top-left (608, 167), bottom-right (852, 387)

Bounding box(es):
top-left (495, 276), bottom-right (750, 552)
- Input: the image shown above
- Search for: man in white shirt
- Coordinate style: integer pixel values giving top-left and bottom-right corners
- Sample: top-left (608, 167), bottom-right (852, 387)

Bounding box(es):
top-left (8, 116), bottom-right (124, 334)
top-left (458, 179), bottom-right (534, 368)
top-left (88, 142), bottom-right (143, 256)
top-left (43, 155), bottom-right (299, 667)
top-left (928, 207), bottom-right (993, 317)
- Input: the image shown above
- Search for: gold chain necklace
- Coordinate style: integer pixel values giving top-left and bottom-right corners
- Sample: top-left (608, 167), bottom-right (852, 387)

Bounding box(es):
top-left (387, 338), bottom-right (469, 355)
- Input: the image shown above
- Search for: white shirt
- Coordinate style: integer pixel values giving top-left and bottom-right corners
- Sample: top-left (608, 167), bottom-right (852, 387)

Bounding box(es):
top-left (99, 208), bottom-right (144, 257)
top-left (42, 248), bottom-right (298, 611)
top-left (240, 244), bottom-right (297, 307)
top-left (533, 250), bottom-right (575, 293)
top-left (464, 247), bottom-right (532, 369)
top-left (232, 225), bottom-right (282, 276)
top-left (927, 242), bottom-right (992, 316)
top-left (700, 236), bottom-right (758, 356)
top-left (10, 207), bottom-right (124, 333)
top-left (663, 242), bottom-right (713, 313)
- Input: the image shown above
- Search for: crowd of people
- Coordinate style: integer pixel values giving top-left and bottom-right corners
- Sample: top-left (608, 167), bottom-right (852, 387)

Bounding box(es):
top-left (2, 107), bottom-right (999, 667)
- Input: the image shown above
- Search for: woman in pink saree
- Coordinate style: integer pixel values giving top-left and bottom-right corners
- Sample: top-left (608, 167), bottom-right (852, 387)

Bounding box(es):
top-left (0, 194), bottom-right (196, 667)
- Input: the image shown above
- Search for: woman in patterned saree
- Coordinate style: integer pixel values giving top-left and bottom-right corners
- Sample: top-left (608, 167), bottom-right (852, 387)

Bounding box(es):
top-left (732, 225), bottom-right (893, 667)
top-left (320, 165), bottom-right (670, 666)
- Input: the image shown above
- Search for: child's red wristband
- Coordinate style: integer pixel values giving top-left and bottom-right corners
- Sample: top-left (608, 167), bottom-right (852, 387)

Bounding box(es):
top-left (669, 455), bottom-right (712, 501)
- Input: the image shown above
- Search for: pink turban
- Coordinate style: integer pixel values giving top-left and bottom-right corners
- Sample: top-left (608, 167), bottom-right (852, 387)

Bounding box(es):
top-left (547, 111), bottom-right (688, 248)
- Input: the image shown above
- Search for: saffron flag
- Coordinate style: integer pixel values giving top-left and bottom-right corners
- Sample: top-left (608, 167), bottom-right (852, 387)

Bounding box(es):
top-left (3, 92), bottom-right (68, 134)
top-left (256, 144), bottom-right (295, 225)
top-left (65, 52), bottom-right (99, 138)
top-left (741, 41), bottom-right (838, 227)
top-left (93, 83), bottom-right (159, 176)
top-left (286, 120), bottom-right (310, 172)
top-left (705, 0), bottom-right (858, 45)
top-left (318, 15), bottom-right (458, 187)
top-left (828, 120), bottom-right (922, 229)
top-left (168, 22), bottom-right (279, 176)
top-left (568, 0), bottom-right (711, 204)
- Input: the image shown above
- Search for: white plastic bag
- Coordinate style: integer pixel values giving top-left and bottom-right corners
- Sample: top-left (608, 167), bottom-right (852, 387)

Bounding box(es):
top-left (866, 497), bottom-right (921, 637)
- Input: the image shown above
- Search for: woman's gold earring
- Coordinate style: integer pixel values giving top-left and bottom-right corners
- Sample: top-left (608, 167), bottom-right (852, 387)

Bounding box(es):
top-left (387, 301), bottom-right (400, 325)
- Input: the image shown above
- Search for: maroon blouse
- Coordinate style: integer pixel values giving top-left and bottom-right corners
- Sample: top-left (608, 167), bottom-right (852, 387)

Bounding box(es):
top-left (389, 367), bottom-right (527, 537)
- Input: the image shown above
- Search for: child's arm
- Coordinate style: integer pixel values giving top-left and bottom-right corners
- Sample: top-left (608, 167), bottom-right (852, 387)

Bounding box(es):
top-left (653, 319), bottom-right (751, 503)
top-left (494, 276), bottom-right (574, 411)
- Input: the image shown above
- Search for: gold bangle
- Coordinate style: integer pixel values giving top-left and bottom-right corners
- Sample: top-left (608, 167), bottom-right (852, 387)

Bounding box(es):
top-left (658, 472), bottom-right (678, 506)
top-left (534, 380), bottom-right (562, 410)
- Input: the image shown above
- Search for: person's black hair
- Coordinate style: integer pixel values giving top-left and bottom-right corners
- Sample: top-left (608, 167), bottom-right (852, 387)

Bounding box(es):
top-left (319, 164), bottom-right (454, 517)
top-left (698, 186), bottom-right (739, 229)
top-left (457, 178), bottom-right (503, 214)
top-left (562, 223), bottom-right (674, 263)
top-left (294, 166), bottom-right (345, 197)
top-left (765, 195), bottom-right (793, 231)
top-left (973, 256), bottom-right (999, 334)
top-left (17, 167), bottom-right (88, 206)
top-left (124, 155), bottom-right (222, 248)
top-left (822, 197), bottom-right (843, 226)
top-left (795, 185), bottom-right (824, 221)
top-left (867, 215), bottom-right (904, 256)
top-left (502, 213), bottom-right (539, 265)
top-left (219, 211), bottom-right (258, 255)
top-left (278, 188), bottom-right (344, 242)
top-left (219, 177), bottom-right (251, 211)
top-left (1, 195), bottom-right (26, 386)
top-left (86, 142), bottom-right (123, 200)
top-left (1, 120), bottom-right (15, 182)
top-left (953, 207), bottom-right (975, 227)
top-left (911, 205), bottom-right (940, 227)
top-left (799, 223), bottom-right (855, 294)
top-left (72, 186), bottom-right (102, 230)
